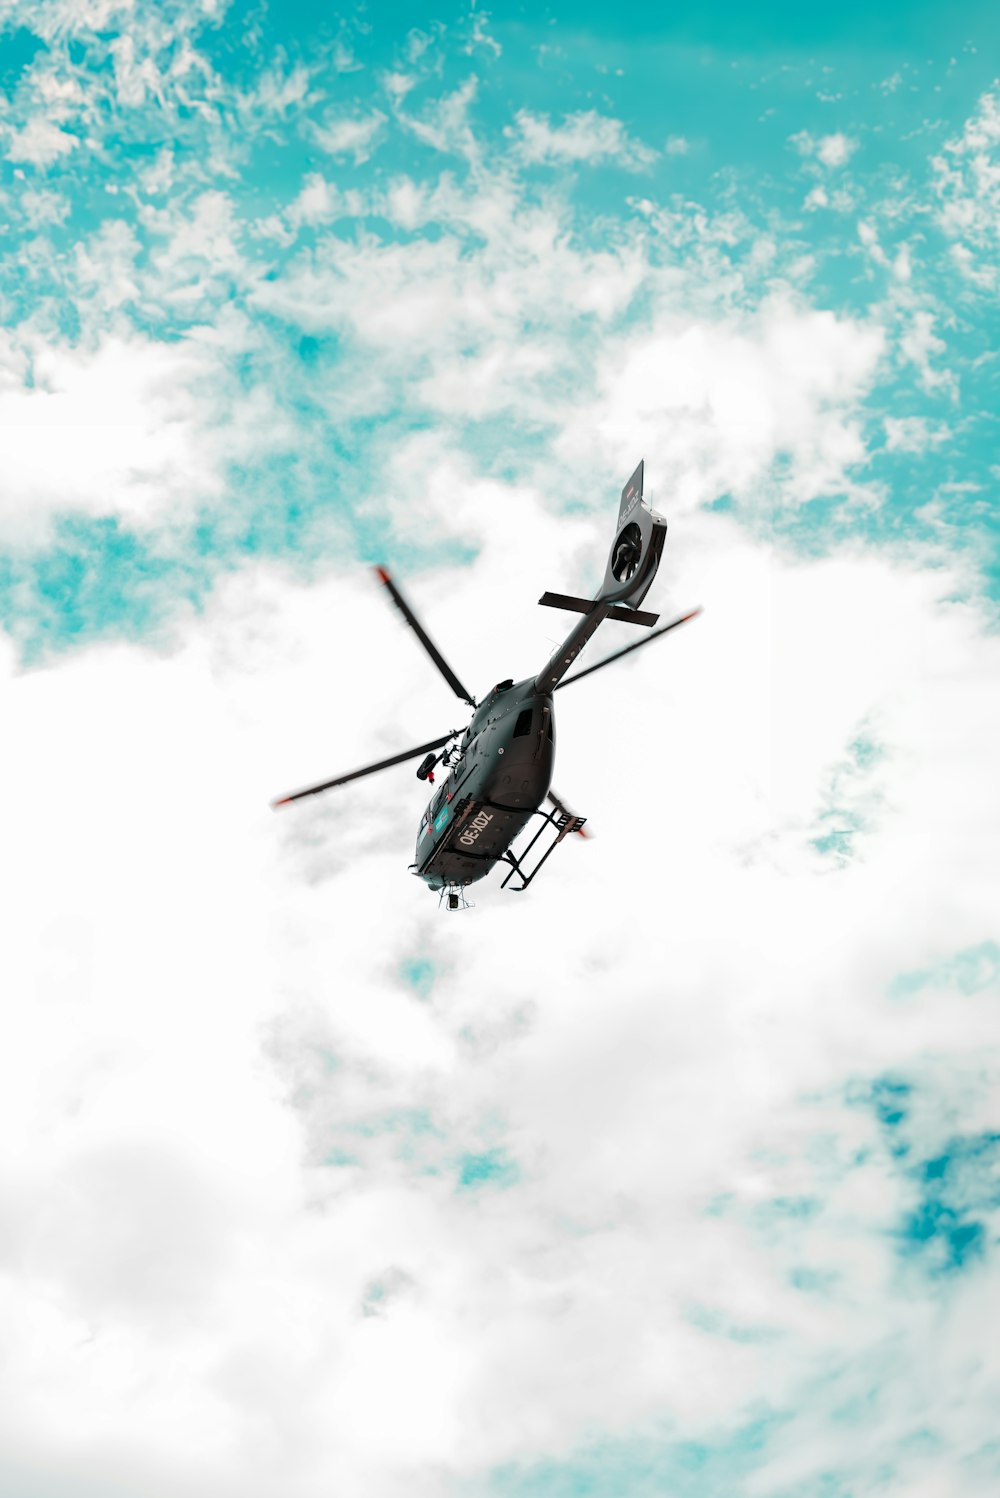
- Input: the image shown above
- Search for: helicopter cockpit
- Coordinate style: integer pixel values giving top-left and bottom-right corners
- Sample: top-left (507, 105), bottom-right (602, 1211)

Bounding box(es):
top-left (462, 679), bottom-right (515, 746)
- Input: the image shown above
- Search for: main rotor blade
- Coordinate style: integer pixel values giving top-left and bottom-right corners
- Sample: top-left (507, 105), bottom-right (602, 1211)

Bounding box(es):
top-left (374, 566), bottom-right (477, 708)
top-left (547, 788), bottom-right (590, 837)
top-left (272, 730), bottom-right (459, 807)
top-left (554, 608), bottom-right (702, 692)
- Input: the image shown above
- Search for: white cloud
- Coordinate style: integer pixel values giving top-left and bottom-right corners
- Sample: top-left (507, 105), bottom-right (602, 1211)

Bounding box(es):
top-left (0, 314), bottom-right (296, 544)
top-left (507, 108), bottom-right (657, 170)
top-left (240, 60), bottom-right (315, 118)
top-left (246, 165), bottom-right (888, 526)
top-left (381, 70), bottom-right (416, 104)
top-left (3, 520), bottom-right (1000, 1495)
top-left (310, 110), bottom-right (388, 164)
top-left (817, 131), bottom-right (856, 167)
top-left (20, 186), bottom-right (71, 227)
top-left (395, 76), bottom-right (480, 160)
top-left (140, 189), bottom-right (251, 312)
top-left (464, 7), bottom-right (501, 59)
top-left (6, 117), bottom-right (79, 165)
top-left (250, 171), bottom-right (647, 428)
top-left (0, 18), bottom-right (998, 1493)
top-left (284, 172), bottom-right (346, 228)
top-left (899, 309), bottom-right (955, 395)
top-left (933, 88), bottom-right (1000, 289)
top-left (73, 218), bottom-right (142, 308)
top-left (4, 0), bottom-right (142, 38)
top-left (0, 334), bottom-right (215, 538)
top-left (791, 130), bottom-right (858, 169)
top-left (137, 145), bottom-right (176, 197)
top-left (110, 32), bottom-right (165, 109)
top-left (949, 240), bottom-right (998, 289)
top-left (883, 415), bottom-right (950, 453)
top-left (553, 296), bottom-right (884, 512)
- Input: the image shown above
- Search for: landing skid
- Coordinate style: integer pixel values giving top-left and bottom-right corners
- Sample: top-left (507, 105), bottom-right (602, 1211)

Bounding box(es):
top-left (500, 803), bottom-right (587, 892)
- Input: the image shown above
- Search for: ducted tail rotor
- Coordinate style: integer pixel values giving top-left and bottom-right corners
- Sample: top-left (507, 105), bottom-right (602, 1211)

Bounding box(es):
top-left (597, 460), bottom-right (667, 610)
top-left (611, 523), bottom-right (643, 583)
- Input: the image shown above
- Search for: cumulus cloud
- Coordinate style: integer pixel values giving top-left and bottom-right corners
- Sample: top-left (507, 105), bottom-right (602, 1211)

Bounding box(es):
top-left (791, 129), bottom-right (858, 168)
top-left (816, 131), bottom-right (855, 167)
top-left (0, 11), bottom-right (998, 1495)
top-left (6, 117), bottom-right (80, 165)
top-left (249, 169), bottom-right (648, 429)
top-left (3, 517), bottom-right (1000, 1495)
top-left (0, 317), bottom-right (296, 545)
top-left (506, 108), bottom-right (657, 170)
top-left (553, 297), bottom-right (885, 511)
top-left (0, 333), bottom-right (218, 539)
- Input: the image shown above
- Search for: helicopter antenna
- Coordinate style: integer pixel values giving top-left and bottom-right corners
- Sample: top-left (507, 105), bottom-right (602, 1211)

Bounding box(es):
top-left (374, 567), bottom-right (477, 708)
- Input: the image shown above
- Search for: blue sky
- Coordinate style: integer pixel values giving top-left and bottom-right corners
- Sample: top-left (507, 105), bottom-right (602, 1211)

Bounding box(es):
top-left (2, 0), bottom-right (1000, 655)
top-left (2, 4), bottom-right (1000, 1496)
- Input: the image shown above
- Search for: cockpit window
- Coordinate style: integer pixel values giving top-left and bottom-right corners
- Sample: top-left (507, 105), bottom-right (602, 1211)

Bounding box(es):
top-left (513, 708), bottom-right (533, 738)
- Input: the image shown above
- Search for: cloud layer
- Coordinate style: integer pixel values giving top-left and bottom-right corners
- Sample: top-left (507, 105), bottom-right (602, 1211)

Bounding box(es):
top-left (2, 4), bottom-right (999, 1495)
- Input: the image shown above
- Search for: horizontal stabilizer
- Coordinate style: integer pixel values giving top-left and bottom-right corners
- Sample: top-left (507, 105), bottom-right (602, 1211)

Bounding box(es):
top-left (538, 591), bottom-right (659, 627)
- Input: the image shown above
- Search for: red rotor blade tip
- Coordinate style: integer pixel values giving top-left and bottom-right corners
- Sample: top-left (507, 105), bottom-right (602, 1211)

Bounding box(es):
top-left (374, 565), bottom-right (390, 585)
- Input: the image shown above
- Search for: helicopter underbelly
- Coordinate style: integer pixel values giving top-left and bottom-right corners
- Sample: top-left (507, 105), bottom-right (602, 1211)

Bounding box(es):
top-left (416, 742), bottom-right (554, 890)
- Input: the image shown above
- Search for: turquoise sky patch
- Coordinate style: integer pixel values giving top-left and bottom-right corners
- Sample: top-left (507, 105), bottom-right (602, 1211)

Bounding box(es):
top-left (457, 1146), bottom-right (520, 1190)
top-left (1, 0), bottom-right (999, 656)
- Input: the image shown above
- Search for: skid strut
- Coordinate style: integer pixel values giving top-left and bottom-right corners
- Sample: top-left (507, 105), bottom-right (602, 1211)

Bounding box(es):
top-left (500, 804), bottom-right (587, 892)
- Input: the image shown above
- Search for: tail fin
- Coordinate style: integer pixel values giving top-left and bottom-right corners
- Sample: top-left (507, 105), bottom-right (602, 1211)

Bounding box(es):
top-left (533, 460), bottom-right (668, 694)
top-left (617, 460), bottom-right (645, 528)
top-left (596, 459), bottom-right (667, 611)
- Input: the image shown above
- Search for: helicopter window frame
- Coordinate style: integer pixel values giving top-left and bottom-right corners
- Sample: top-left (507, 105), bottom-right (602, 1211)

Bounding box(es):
top-left (451, 743), bottom-right (475, 785)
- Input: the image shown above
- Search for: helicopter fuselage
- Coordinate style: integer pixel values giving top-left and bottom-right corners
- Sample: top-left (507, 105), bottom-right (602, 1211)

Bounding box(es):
top-left (272, 459), bottom-right (695, 905)
top-left (412, 677), bottom-right (554, 891)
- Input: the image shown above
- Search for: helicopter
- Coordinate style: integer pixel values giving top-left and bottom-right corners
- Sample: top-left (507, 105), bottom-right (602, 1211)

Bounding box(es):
top-left (273, 461), bottom-right (700, 908)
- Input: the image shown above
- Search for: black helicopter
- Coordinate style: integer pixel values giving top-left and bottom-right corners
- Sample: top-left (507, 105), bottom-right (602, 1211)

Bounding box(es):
top-left (274, 461), bottom-right (699, 907)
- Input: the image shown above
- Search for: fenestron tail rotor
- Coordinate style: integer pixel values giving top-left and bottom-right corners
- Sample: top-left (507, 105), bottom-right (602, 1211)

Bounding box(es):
top-left (374, 566), bottom-right (477, 708)
top-left (554, 608), bottom-right (702, 692)
top-left (611, 525), bottom-right (642, 583)
top-left (273, 730), bottom-right (460, 807)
